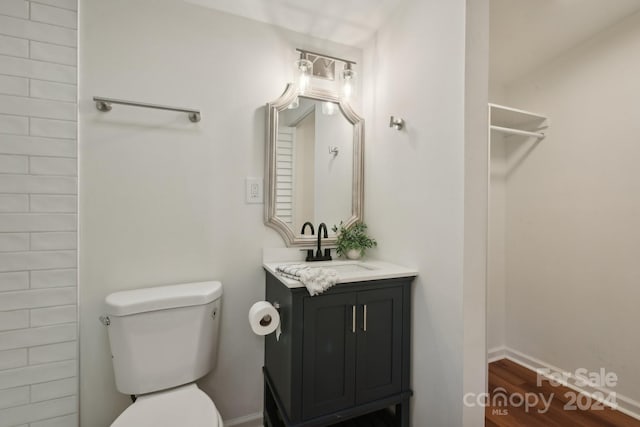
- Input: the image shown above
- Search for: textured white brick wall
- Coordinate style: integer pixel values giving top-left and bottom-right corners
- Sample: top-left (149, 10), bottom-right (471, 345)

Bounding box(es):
top-left (0, 1), bottom-right (77, 426)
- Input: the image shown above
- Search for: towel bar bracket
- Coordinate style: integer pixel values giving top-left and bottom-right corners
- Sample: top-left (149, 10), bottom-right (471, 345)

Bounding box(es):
top-left (95, 100), bottom-right (112, 112)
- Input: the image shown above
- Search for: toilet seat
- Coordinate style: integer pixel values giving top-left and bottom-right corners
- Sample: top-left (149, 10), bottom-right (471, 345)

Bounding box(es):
top-left (111, 384), bottom-right (223, 427)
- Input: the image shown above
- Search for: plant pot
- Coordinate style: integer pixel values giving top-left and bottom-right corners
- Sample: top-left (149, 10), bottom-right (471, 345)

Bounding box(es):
top-left (346, 249), bottom-right (362, 260)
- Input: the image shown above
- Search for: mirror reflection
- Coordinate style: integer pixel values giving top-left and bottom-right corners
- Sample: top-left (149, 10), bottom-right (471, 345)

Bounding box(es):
top-left (275, 97), bottom-right (353, 234)
top-left (265, 85), bottom-right (364, 247)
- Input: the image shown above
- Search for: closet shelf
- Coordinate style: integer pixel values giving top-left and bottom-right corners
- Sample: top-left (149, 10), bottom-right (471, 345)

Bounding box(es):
top-left (489, 103), bottom-right (548, 140)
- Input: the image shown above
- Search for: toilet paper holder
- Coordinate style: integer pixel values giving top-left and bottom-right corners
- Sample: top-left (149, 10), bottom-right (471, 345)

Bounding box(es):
top-left (259, 302), bottom-right (280, 326)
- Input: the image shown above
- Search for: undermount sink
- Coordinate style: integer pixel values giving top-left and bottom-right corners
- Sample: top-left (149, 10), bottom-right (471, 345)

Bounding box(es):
top-left (306, 261), bottom-right (377, 273)
top-left (305, 261), bottom-right (377, 273)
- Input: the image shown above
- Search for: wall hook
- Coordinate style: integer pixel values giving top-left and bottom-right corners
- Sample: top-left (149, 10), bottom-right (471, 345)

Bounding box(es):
top-left (389, 116), bottom-right (405, 131)
top-left (329, 146), bottom-right (339, 156)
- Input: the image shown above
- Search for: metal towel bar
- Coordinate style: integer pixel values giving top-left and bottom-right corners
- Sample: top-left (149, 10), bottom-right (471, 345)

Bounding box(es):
top-left (93, 96), bottom-right (201, 122)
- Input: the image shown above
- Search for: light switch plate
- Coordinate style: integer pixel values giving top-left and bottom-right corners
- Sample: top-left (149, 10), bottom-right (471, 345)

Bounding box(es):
top-left (245, 177), bottom-right (263, 204)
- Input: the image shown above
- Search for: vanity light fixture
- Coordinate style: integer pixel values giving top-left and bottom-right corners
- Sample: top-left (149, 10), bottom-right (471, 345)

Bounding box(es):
top-left (295, 49), bottom-right (356, 100)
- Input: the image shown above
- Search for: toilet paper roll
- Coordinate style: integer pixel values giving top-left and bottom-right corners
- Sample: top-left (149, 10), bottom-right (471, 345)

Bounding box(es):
top-left (249, 301), bottom-right (280, 336)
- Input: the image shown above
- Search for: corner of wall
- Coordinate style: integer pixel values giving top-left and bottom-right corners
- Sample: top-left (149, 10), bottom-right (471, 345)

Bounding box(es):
top-left (463, 0), bottom-right (490, 426)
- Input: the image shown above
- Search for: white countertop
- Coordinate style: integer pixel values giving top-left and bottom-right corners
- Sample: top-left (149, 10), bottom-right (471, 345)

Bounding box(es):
top-left (263, 259), bottom-right (418, 289)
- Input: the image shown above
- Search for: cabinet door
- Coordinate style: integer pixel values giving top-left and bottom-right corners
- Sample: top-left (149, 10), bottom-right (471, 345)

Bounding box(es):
top-left (355, 287), bottom-right (404, 403)
top-left (302, 292), bottom-right (357, 419)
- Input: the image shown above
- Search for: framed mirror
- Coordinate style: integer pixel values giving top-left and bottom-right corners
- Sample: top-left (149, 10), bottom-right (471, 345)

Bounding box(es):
top-left (265, 84), bottom-right (364, 247)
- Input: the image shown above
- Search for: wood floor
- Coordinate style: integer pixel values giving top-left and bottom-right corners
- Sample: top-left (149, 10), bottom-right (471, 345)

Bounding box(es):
top-left (486, 359), bottom-right (640, 427)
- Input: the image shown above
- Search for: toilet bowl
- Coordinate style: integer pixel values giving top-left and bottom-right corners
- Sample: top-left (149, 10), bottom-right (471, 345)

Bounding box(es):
top-left (111, 384), bottom-right (222, 427)
top-left (102, 281), bottom-right (224, 427)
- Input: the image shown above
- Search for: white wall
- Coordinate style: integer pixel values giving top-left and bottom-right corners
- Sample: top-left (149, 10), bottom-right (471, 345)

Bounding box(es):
top-left (487, 82), bottom-right (507, 352)
top-left (462, 1), bottom-right (489, 425)
top-left (363, 0), bottom-right (488, 425)
top-left (487, 134), bottom-right (506, 352)
top-left (0, 1), bottom-right (78, 426)
top-left (503, 10), bottom-right (640, 407)
top-left (78, 0), bottom-right (361, 425)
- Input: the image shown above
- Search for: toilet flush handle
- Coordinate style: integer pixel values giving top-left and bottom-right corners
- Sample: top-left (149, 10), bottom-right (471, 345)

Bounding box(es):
top-left (99, 315), bottom-right (111, 326)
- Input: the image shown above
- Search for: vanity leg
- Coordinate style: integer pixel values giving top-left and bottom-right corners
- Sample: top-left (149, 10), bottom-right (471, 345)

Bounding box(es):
top-left (264, 379), bottom-right (274, 427)
top-left (263, 378), bottom-right (286, 427)
top-left (395, 398), bottom-right (410, 427)
top-left (263, 379), bottom-right (269, 426)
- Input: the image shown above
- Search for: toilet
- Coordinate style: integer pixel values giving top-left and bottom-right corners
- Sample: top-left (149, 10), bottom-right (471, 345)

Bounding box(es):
top-left (102, 281), bottom-right (224, 427)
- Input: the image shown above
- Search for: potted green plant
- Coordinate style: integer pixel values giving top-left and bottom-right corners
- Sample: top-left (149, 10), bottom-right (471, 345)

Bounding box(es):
top-left (332, 221), bottom-right (377, 260)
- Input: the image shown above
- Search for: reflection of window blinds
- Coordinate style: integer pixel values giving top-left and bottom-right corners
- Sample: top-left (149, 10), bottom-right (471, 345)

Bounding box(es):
top-left (276, 127), bottom-right (295, 225)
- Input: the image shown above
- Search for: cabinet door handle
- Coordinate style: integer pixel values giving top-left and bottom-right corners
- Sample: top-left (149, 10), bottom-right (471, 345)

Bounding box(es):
top-left (363, 304), bottom-right (367, 332)
top-left (352, 305), bottom-right (356, 333)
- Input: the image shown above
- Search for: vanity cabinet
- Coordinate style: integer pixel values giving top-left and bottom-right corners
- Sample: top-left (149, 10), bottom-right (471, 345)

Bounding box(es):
top-left (263, 271), bottom-right (414, 427)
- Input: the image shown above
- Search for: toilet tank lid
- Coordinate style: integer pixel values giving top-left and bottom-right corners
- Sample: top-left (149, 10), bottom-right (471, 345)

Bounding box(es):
top-left (105, 281), bottom-right (222, 317)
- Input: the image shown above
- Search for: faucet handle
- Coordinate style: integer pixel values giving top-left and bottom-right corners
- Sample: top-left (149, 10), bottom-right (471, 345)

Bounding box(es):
top-left (305, 249), bottom-right (314, 262)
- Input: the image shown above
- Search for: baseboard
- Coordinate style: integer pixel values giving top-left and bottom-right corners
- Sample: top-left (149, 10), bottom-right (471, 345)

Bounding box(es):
top-left (223, 411), bottom-right (263, 427)
top-left (489, 346), bottom-right (640, 421)
top-left (487, 346), bottom-right (506, 363)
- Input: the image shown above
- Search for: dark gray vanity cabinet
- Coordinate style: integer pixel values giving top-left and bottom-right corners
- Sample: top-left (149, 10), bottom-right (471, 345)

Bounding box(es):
top-left (301, 291), bottom-right (357, 419)
top-left (263, 271), bottom-right (414, 427)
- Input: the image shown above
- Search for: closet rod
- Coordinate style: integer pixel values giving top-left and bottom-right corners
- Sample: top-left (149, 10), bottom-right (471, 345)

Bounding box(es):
top-left (93, 96), bottom-right (201, 122)
top-left (490, 125), bottom-right (544, 139)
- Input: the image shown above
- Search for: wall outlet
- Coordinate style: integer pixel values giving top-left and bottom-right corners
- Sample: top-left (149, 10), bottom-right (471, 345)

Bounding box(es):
top-left (245, 178), bottom-right (263, 204)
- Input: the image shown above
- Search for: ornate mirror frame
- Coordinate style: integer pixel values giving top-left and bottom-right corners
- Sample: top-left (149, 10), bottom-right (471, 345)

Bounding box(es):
top-left (265, 84), bottom-right (364, 247)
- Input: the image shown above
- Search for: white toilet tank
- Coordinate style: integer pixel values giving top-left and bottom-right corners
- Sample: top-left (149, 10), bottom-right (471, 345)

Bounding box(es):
top-left (104, 281), bottom-right (222, 395)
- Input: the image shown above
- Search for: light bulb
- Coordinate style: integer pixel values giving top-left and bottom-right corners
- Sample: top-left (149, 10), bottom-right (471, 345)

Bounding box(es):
top-left (343, 80), bottom-right (353, 100)
top-left (295, 56), bottom-right (312, 94)
top-left (342, 64), bottom-right (356, 100)
top-left (299, 73), bottom-right (310, 94)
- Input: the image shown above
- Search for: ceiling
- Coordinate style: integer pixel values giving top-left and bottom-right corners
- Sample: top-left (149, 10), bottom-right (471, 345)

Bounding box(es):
top-left (491, 0), bottom-right (640, 85)
top-left (184, 0), bottom-right (640, 82)
top-left (183, 0), bottom-right (403, 46)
